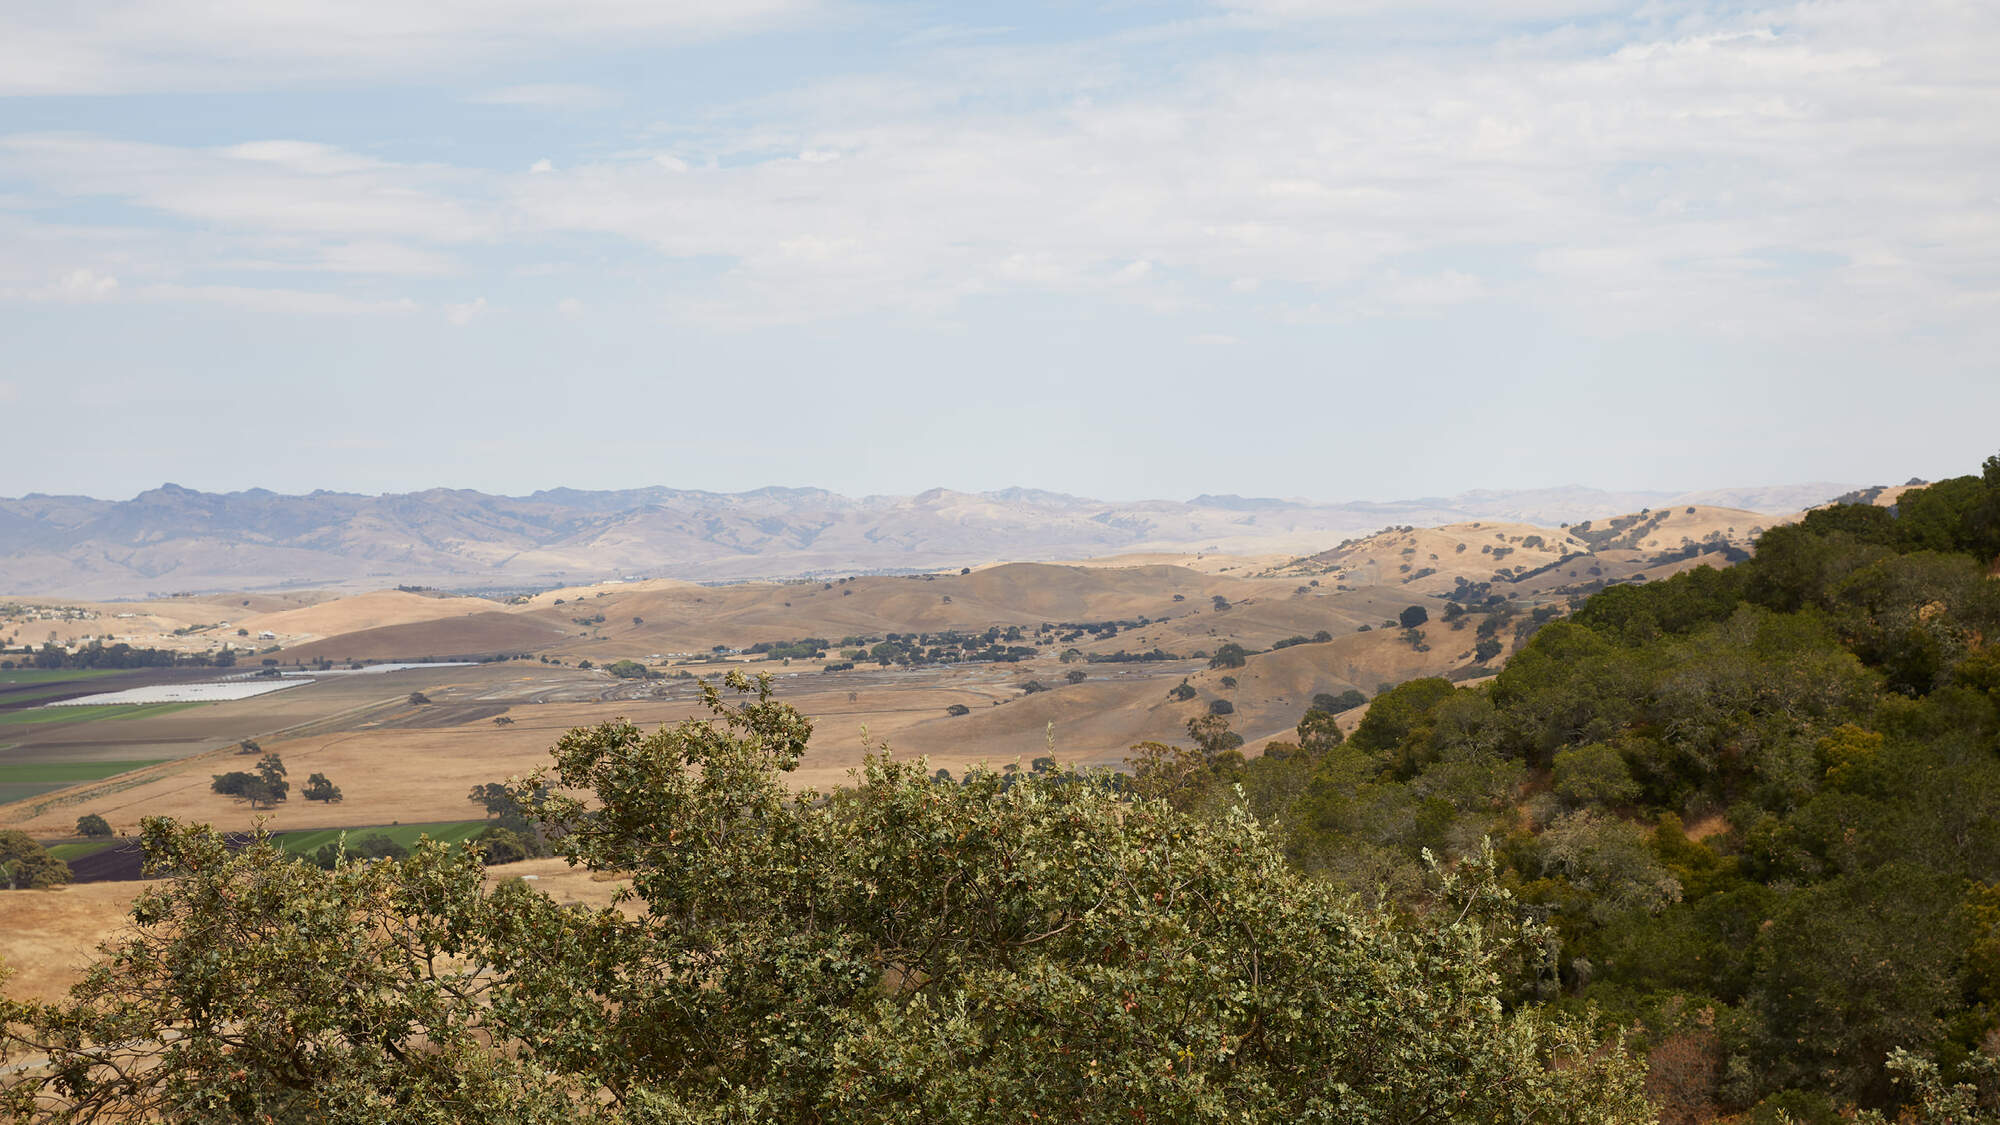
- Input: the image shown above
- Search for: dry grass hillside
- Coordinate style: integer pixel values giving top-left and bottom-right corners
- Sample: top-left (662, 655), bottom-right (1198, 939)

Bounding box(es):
top-left (0, 857), bottom-right (633, 1006)
top-left (234, 590), bottom-right (502, 644)
top-left (930, 621), bottom-right (1501, 764)
top-left (278, 564), bottom-right (1292, 665)
top-left (1273, 505), bottom-right (1788, 603)
top-left (1291, 522), bottom-right (1591, 597)
top-left (0, 590), bottom-right (333, 655)
top-left (278, 612), bottom-right (573, 664)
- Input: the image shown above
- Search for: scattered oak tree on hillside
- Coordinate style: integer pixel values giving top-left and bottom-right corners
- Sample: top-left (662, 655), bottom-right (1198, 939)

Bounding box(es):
top-left (1313, 689), bottom-right (1369, 713)
top-left (1296, 708), bottom-right (1344, 755)
top-left (0, 831), bottom-right (69, 890)
top-left (1208, 642), bottom-right (1249, 669)
top-left (211, 754), bottom-right (290, 810)
top-left (301, 772), bottom-right (343, 803)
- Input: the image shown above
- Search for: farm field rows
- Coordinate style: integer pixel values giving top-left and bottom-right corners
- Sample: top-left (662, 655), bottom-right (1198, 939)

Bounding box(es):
top-left (0, 669), bottom-right (130, 686)
top-left (269, 820), bottom-right (490, 856)
top-left (0, 702), bottom-right (200, 726)
top-left (0, 759), bottom-right (164, 806)
top-left (44, 839), bottom-right (119, 863)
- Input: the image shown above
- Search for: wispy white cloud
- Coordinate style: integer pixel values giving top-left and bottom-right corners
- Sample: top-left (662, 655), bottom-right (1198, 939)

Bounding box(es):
top-left (445, 297), bottom-right (488, 326)
top-left (51, 268), bottom-right (119, 301)
top-left (0, 135), bottom-right (490, 242)
top-left (0, 267), bottom-right (122, 303)
top-left (0, 0), bottom-right (826, 95)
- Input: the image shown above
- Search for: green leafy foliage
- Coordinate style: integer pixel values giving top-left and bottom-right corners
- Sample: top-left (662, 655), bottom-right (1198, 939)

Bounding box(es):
top-left (209, 753), bottom-right (291, 809)
top-left (301, 772), bottom-right (343, 803)
top-left (1207, 642), bottom-right (1249, 669)
top-left (0, 831), bottom-right (70, 890)
top-left (1137, 456), bottom-right (2000, 1118)
top-left (4, 673), bottom-right (1652, 1122)
top-left (1312, 689), bottom-right (1368, 713)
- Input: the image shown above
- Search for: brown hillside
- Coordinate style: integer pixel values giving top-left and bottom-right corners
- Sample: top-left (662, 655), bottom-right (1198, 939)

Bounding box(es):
top-left (278, 612), bottom-right (570, 663)
top-left (235, 589), bottom-right (502, 643)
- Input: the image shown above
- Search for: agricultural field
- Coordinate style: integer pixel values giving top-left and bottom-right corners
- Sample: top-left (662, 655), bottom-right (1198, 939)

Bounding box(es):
top-left (0, 760), bottom-right (163, 806)
top-left (0, 669), bottom-right (131, 686)
top-left (268, 820), bottom-right (490, 857)
top-left (0, 703), bottom-right (200, 726)
top-left (41, 680), bottom-right (308, 706)
top-left (43, 839), bottom-right (122, 863)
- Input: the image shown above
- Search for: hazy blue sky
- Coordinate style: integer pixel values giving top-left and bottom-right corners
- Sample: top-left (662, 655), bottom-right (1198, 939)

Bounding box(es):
top-left (1, 1), bottom-right (1994, 502)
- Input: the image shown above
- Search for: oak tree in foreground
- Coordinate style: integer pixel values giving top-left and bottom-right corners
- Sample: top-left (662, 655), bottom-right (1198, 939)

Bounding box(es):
top-left (3, 674), bottom-right (1661, 1123)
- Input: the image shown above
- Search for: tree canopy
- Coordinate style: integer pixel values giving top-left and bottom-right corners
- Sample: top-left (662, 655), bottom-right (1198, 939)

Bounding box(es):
top-left (1134, 458), bottom-right (2000, 1119)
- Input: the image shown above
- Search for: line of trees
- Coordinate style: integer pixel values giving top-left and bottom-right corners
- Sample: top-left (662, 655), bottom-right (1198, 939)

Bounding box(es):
top-left (6, 640), bottom-right (237, 670)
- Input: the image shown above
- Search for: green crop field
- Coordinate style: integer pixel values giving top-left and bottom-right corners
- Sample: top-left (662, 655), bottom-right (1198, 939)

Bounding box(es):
top-left (45, 840), bottom-right (122, 862)
top-left (0, 760), bottom-right (165, 785)
top-left (271, 820), bottom-right (491, 857)
top-left (0, 669), bottom-right (131, 686)
top-left (0, 685), bottom-right (124, 706)
top-left (0, 702), bottom-right (202, 726)
top-left (0, 759), bottom-right (166, 807)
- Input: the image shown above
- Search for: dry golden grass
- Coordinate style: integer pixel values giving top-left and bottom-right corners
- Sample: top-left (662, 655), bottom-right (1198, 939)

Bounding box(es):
top-left (0, 590), bottom-right (334, 653)
top-left (0, 880), bottom-right (150, 1004)
top-left (1624, 505), bottom-right (1787, 551)
top-left (0, 859), bottom-right (640, 1007)
top-left (270, 563), bottom-right (1302, 666)
top-left (234, 590), bottom-right (501, 643)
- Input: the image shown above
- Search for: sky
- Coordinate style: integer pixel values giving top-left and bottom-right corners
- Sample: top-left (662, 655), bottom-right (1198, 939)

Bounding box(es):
top-left (0, 0), bottom-right (1995, 503)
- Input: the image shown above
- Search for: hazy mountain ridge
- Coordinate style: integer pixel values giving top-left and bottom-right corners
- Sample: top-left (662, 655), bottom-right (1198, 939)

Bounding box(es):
top-left (0, 481), bottom-right (1855, 599)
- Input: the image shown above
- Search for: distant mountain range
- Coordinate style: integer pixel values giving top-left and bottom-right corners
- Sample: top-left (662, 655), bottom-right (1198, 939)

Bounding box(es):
top-left (0, 481), bottom-right (1857, 599)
